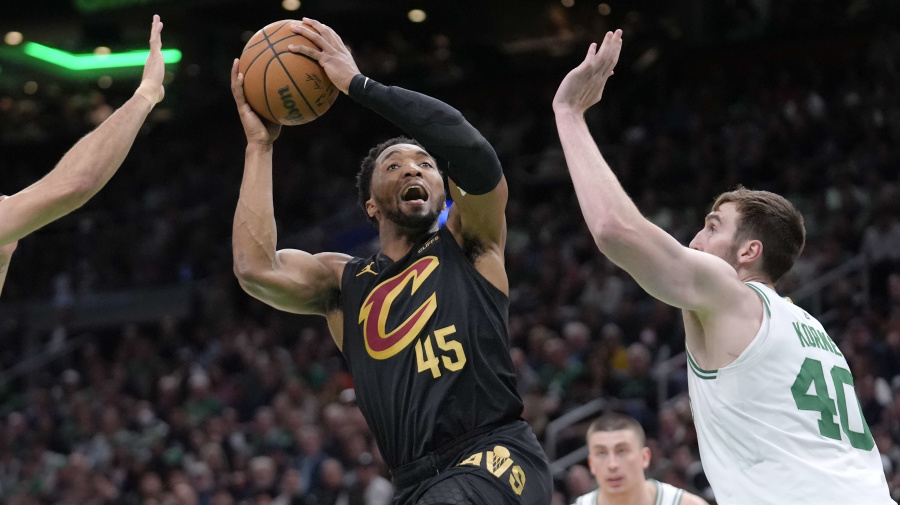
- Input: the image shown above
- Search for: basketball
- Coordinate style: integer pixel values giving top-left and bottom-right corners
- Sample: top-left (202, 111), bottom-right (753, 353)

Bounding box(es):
top-left (238, 20), bottom-right (339, 125)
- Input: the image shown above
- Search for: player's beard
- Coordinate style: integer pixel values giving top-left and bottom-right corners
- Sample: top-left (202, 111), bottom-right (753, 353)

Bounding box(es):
top-left (726, 238), bottom-right (742, 270)
top-left (384, 206), bottom-right (441, 232)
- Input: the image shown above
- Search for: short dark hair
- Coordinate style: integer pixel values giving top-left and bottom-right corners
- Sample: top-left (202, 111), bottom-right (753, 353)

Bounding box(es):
top-left (586, 413), bottom-right (646, 447)
top-left (356, 136), bottom-right (425, 224)
top-left (712, 186), bottom-right (806, 283)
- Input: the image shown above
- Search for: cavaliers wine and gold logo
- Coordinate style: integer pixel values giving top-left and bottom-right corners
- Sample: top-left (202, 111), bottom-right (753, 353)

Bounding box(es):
top-left (358, 256), bottom-right (440, 360)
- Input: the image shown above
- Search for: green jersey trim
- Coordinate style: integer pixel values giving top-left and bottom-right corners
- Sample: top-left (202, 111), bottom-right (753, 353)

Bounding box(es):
top-left (746, 282), bottom-right (772, 317)
top-left (687, 352), bottom-right (718, 380)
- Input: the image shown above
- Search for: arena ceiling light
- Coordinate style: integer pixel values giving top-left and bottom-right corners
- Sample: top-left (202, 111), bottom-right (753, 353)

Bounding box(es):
top-left (21, 42), bottom-right (182, 71)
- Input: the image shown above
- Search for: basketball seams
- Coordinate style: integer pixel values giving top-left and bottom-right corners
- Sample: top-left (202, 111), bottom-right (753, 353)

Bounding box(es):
top-left (241, 20), bottom-right (292, 54)
top-left (263, 19), bottom-right (318, 119)
top-left (262, 57), bottom-right (278, 123)
top-left (241, 33), bottom-right (306, 82)
top-left (240, 46), bottom-right (272, 80)
top-left (240, 19), bottom-right (336, 125)
top-left (265, 19), bottom-right (293, 37)
top-left (271, 51), bottom-right (319, 119)
top-left (246, 33), bottom-right (301, 54)
top-left (241, 36), bottom-right (266, 54)
top-left (258, 21), bottom-right (289, 123)
top-left (261, 26), bottom-right (316, 122)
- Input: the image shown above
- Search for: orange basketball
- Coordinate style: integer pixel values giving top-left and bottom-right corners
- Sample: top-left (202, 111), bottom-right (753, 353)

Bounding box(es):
top-left (238, 20), bottom-right (339, 125)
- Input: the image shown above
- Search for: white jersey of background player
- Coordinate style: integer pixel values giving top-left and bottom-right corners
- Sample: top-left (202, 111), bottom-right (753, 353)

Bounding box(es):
top-left (552, 29), bottom-right (892, 505)
top-left (572, 413), bottom-right (707, 505)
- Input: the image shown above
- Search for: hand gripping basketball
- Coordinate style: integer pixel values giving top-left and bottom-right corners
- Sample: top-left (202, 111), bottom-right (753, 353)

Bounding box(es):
top-left (231, 59), bottom-right (282, 145)
top-left (237, 19), bottom-right (340, 125)
top-left (288, 18), bottom-right (360, 95)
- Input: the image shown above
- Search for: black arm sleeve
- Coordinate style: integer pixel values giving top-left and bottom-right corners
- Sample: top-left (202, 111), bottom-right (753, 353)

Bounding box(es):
top-left (348, 74), bottom-right (502, 195)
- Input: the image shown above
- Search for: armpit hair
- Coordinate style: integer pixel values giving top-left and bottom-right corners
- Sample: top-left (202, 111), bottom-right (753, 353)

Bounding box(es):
top-left (461, 233), bottom-right (488, 264)
top-left (323, 287), bottom-right (342, 313)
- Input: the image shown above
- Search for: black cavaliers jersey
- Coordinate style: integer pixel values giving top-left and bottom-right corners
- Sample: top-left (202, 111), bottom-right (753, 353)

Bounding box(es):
top-left (340, 225), bottom-right (523, 469)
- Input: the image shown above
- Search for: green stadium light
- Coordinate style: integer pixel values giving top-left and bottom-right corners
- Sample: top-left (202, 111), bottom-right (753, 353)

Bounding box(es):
top-left (22, 42), bottom-right (181, 71)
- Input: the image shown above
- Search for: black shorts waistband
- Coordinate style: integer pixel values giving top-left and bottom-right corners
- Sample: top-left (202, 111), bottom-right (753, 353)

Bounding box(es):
top-left (389, 420), bottom-right (514, 490)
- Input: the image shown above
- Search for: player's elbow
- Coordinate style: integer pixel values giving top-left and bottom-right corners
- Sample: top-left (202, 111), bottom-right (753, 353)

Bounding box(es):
top-left (59, 175), bottom-right (101, 209)
top-left (590, 218), bottom-right (636, 250)
top-left (232, 251), bottom-right (269, 283)
top-left (233, 266), bottom-right (272, 301)
top-left (235, 274), bottom-right (260, 296)
top-left (233, 260), bottom-right (265, 286)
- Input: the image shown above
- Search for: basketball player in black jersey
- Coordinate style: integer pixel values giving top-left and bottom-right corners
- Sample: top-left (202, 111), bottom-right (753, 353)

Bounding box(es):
top-left (230, 17), bottom-right (552, 505)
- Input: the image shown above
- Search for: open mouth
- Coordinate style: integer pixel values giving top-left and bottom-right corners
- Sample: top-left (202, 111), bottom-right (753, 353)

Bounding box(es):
top-left (401, 184), bottom-right (429, 203)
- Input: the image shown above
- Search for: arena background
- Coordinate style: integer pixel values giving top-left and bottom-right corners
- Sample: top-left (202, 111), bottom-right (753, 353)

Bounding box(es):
top-left (1, 0), bottom-right (900, 503)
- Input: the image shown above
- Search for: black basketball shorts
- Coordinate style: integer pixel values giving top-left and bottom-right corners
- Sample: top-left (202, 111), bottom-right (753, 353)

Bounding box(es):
top-left (390, 420), bottom-right (552, 505)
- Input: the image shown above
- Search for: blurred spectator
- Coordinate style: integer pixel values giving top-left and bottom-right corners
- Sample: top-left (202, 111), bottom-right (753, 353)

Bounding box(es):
top-left (272, 468), bottom-right (308, 505)
top-left (565, 464), bottom-right (595, 499)
top-left (347, 453), bottom-right (392, 505)
top-left (539, 338), bottom-right (583, 402)
top-left (610, 344), bottom-right (658, 427)
top-left (313, 459), bottom-right (349, 505)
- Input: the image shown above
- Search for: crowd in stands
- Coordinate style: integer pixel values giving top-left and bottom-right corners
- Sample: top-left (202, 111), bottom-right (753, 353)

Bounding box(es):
top-left (1, 4), bottom-right (900, 504)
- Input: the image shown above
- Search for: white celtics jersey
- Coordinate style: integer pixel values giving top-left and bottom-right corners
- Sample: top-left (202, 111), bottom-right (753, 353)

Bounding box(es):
top-left (687, 282), bottom-right (892, 505)
top-left (572, 480), bottom-right (685, 505)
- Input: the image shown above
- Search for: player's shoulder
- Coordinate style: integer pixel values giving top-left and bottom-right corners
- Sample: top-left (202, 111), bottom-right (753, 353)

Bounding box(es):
top-left (570, 489), bottom-right (598, 505)
top-left (676, 490), bottom-right (710, 505)
top-left (654, 480), bottom-right (709, 505)
top-left (313, 251), bottom-right (354, 278)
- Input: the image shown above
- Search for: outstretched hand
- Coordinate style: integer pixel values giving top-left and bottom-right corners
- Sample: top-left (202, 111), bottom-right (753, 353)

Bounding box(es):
top-left (135, 15), bottom-right (166, 104)
top-left (231, 59), bottom-right (282, 145)
top-left (552, 29), bottom-right (623, 115)
top-left (288, 18), bottom-right (360, 94)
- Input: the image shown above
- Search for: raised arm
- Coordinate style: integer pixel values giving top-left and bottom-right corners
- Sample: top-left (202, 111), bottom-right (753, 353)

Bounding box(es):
top-left (230, 60), bottom-right (348, 318)
top-left (552, 31), bottom-right (744, 315)
top-left (288, 19), bottom-right (506, 248)
top-left (0, 245), bottom-right (13, 298)
top-left (0, 15), bottom-right (166, 248)
top-left (0, 197), bottom-right (17, 298)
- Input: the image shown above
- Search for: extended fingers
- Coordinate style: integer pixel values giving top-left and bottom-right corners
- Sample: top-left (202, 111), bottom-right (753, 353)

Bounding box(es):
top-left (231, 59), bottom-right (245, 97)
top-left (301, 18), bottom-right (332, 38)
top-left (290, 22), bottom-right (325, 47)
top-left (288, 41), bottom-right (322, 60)
top-left (605, 30), bottom-right (623, 68)
top-left (148, 17), bottom-right (163, 52)
top-left (150, 14), bottom-right (163, 44)
top-left (593, 30), bottom-right (622, 70)
top-left (301, 18), bottom-right (344, 48)
top-left (289, 26), bottom-right (327, 57)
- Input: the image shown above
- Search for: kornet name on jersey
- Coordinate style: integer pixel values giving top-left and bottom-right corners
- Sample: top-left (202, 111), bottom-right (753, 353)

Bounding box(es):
top-left (687, 281), bottom-right (892, 505)
top-left (340, 226), bottom-right (522, 469)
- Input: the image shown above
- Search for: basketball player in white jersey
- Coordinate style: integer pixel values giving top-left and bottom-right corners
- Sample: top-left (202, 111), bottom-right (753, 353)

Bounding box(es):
top-left (553, 30), bottom-right (893, 504)
top-left (572, 413), bottom-right (707, 505)
top-left (0, 16), bottom-right (166, 298)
